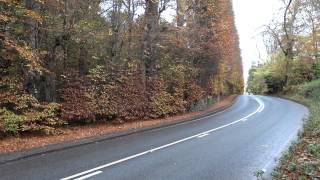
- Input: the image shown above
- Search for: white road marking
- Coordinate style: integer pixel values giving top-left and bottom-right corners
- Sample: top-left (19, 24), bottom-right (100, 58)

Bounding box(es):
top-left (238, 97), bottom-right (265, 122)
top-left (241, 118), bottom-right (248, 122)
top-left (197, 133), bottom-right (209, 138)
top-left (74, 171), bottom-right (102, 180)
top-left (257, 98), bottom-right (265, 113)
top-left (60, 96), bottom-right (265, 180)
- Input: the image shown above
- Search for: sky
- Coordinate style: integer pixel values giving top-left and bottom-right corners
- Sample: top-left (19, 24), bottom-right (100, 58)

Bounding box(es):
top-left (232, 0), bottom-right (283, 83)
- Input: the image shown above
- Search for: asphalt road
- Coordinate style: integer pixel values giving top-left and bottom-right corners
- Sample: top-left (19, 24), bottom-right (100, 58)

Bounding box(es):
top-left (0, 95), bottom-right (309, 180)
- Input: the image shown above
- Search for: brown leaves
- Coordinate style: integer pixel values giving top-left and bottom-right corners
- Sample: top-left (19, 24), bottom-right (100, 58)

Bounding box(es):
top-left (0, 0), bottom-right (244, 137)
top-left (58, 71), bottom-right (94, 123)
top-left (0, 33), bottom-right (44, 74)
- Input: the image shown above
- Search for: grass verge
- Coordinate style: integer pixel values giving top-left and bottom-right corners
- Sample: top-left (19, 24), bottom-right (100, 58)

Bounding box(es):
top-left (272, 80), bottom-right (320, 179)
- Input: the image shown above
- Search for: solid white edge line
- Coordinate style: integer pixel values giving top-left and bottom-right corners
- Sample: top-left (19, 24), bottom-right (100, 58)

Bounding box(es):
top-left (74, 171), bottom-right (103, 180)
top-left (60, 96), bottom-right (265, 180)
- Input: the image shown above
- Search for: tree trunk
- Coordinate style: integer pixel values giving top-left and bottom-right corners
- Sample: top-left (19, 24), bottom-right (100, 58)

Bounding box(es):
top-left (62, 0), bottom-right (69, 69)
top-left (43, 51), bottom-right (57, 102)
top-left (176, 0), bottom-right (186, 27)
top-left (111, 0), bottom-right (122, 63)
top-left (281, 0), bottom-right (294, 86)
top-left (79, 43), bottom-right (88, 76)
top-left (25, 0), bottom-right (40, 49)
top-left (142, 0), bottom-right (160, 89)
top-left (24, 0), bottom-right (41, 99)
top-left (127, 0), bottom-right (135, 61)
top-left (193, 0), bottom-right (208, 27)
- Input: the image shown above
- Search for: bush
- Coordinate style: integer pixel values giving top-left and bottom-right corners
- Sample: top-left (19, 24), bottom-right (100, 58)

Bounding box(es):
top-left (0, 89), bottom-right (64, 135)
top-left (115, 77), bottom-right (147, 120)
top-left (87, 66), bottom-right (147, 121)
top-left (289, 59), bottom-right (314, 85)
top-left (0, 108), bottom-right (25, 135)
top-left (185, 82), bottom-right (204, 108)
top-left (299, 79), bottom-right (320, 99)
top-left (264, 74), bottom-right (284, 94)
top-left (0, 103), bottom-right (65, 136)
top-left (24, 103), bottom-right (65, 135)
top-left (58, 71), bottom-right (95, 123)
top-left (314, 60), bottom-right (320, 79)
top-left (150, 78), bottom-right (187, 118)
top-left (306, 144), bottom-right (320, 157)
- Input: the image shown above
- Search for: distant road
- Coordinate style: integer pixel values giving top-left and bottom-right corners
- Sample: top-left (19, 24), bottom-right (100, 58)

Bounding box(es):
top-left (0, 95), bottom-right (308, 180)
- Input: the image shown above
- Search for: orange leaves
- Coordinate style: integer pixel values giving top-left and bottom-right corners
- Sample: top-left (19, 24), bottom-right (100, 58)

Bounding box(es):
top-left (60, 86), bottom-right (94, 122)
top-left (16, 46), bottom-right (40, 68)
top-left (0, 0), bottom-right (244, 137)
top-left (0, 79), bottom-right (63, 135)
top-left (182, 0), bottom-right (243, 95)
top-left (0, 14), bottom-right (10, 23)
top-left (2, 36), bottom-right (44, 73)
top-left (0, 0), bottom-right (17, 5)
top-left (150, 78), bottom-right (181, 118)
top-left (24, 9), bottom-right (42, 23)
top-left (59, 69), bottom-right (148, 123)
top-left (1, 0), bottom-right (43, 23)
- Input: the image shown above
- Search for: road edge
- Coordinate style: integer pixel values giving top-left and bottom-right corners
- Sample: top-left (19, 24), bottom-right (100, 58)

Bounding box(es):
top-left (266, 95), bottom-right (313, 179)
top-left (0, 96), bottom-right (239, 164)
top-left (254, 95), bottom-right (310, 179)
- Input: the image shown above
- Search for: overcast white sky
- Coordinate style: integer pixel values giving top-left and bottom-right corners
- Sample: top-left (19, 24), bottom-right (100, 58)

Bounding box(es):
top-left (232, 0), bottom-right (282, 83)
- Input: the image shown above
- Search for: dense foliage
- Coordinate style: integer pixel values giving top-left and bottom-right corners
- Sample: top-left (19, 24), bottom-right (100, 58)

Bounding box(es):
top-left (0, 0), bottom-right (243, 136)
top-left (247, 0), bottom-right (320, 95)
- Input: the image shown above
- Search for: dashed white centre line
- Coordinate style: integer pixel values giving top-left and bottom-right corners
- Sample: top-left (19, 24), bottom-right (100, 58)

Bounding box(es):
top-left (197, 133), bottom-right (210, 138)
top-left (241, 118), bottom-right (248, 122)
top-left (74, 171), bottom-right (102, 180)
top-left (60, 96), bottom-right (265, 180)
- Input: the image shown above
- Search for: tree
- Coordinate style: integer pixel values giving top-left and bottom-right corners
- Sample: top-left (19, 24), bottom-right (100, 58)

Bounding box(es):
top-left (0, 0), bottom-right (244, 136)
top-left (176, 0), bottom-right (186, 27)
top-left (141, 0), bottom-right (160, 90)
top-left (264, 0), bottom-right (303, 86)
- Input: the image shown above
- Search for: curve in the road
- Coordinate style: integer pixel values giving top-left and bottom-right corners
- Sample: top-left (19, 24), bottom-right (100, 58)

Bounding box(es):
top-left (61, 96), bottom-right (265, 180)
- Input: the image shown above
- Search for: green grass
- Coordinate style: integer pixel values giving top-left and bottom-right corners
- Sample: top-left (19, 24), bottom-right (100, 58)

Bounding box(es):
top-left (272, 79), bottom-right (320, 179)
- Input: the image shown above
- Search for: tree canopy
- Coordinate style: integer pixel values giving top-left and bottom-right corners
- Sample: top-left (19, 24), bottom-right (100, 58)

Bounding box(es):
top-left (247, 0), bottom-right (320, 95)
top-left (0, 0), bottom-right (243, 135)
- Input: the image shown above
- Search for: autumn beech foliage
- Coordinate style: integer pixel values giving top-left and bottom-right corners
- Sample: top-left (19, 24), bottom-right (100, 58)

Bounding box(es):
top-left (0, 0), bottom-right (243, 136)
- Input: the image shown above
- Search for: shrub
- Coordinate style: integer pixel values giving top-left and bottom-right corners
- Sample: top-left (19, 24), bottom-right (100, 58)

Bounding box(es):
top-left (0, 108), bottom-right (26, 135)
top-left (151, 89), bottom-right (175, 118)
top-left (314, 60), bottom-right (320, 79)
top-left (306, 144), bottom-right (320, 157)
top-left (23, 103), bottom-right (65, 135)
top-left (87, 66), bottom-right (147, 121)
top-left (299, 79), bottom-right (320, 99)
top-left (0, 88), bottom-right (64, 135)
top-left (264, 74), bottom-right (284, 94)
top-left (185, 82), bottom-right (204, 108)
top-left (115, 77), bottom-right (148, 120)
top-left (150, 78), bottom-right (186, 118)
top-left (58, 71), bottom-right (95, 123)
